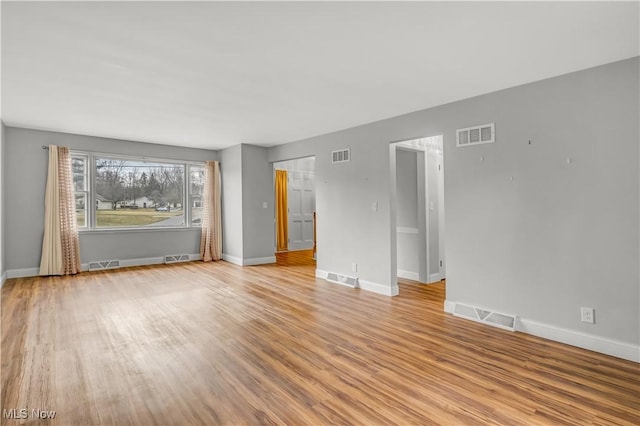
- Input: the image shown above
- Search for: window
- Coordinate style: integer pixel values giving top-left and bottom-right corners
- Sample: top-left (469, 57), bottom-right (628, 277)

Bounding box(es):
top-left (189, 165), bottom-right (204, 226)
top-left (72, 155), bottom-right (88, 228)
top-left (71, 152), bottom-right (204, 230)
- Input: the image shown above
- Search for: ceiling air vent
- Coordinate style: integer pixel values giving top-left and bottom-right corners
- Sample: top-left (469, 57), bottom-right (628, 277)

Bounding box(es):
top-left (331, 148), bottom-right (350, 164)
top-left (457, 123), bottom-right (495, 147)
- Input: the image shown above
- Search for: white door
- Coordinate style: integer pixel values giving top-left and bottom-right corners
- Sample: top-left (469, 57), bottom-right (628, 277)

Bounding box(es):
top-left (288, 170), bottom-right (315, 251)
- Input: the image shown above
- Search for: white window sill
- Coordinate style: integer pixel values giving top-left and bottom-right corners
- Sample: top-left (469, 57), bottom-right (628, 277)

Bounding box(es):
top-left (79, 226), bottom-right (202, 235)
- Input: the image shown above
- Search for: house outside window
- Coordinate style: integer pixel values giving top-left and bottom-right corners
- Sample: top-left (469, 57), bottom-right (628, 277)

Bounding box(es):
top-left (71, 152), bottom-right (205, 230)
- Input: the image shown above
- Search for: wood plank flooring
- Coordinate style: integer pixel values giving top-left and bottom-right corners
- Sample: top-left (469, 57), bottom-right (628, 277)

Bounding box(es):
top-left (1, 258), bottom-right (638, 425)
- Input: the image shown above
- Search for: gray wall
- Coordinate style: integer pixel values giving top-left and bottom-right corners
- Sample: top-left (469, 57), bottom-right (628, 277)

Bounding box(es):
top-left (241, 144), bottom-right (275, 260)
top-left (219, 144), bottom-right (243, 260)
top-left (396, 149), bottom-right (418, 228)
top-left (269, 127), bottom-right (397, 294)
top-left (219, 143), bottom-right (275, 263)
top-left (268, 58), bottom-right (639, 345)
top-left (4, 127), bottom-right (218, 271)
top-left (396, 149), bottom-right (419, 275)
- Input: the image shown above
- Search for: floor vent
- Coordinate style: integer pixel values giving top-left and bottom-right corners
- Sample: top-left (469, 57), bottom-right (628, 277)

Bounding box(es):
top-left (326, 272), bottom-right (359, 288)
top-left (89, 260), bottom-right (120, 271)
top-left (165, 254), bottom-right (190, 264)
top-left (453, 303), bottom-right (516, 331)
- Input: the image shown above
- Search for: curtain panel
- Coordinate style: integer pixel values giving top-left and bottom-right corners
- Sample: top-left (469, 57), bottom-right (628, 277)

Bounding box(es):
top-left (275, 169), bottom-right (288, 252)
top-left (40, 145), bottom-right (81, 276)
top-left (200, 160), bottom-right (222, 262)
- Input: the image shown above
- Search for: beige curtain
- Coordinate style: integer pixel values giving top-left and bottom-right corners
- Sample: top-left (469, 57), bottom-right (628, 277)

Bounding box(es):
top-left (40, 145), bottom-right (81, 276)
top-left (200, 160), bottom-right (222, 262)
top-left (275, 169), bottom-right (288, 251)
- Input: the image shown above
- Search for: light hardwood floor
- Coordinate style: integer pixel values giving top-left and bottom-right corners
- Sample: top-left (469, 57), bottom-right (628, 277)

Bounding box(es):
top-left (1, 254), bottom-right (638, 425)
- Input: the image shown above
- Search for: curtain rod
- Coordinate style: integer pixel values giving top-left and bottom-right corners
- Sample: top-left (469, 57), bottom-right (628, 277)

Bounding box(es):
top-left (42, 145), bottom-right (49, 150)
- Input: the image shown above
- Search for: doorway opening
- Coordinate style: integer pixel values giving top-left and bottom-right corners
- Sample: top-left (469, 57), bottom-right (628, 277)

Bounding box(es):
top-left (390, 135), bottom-right (445, 288)
top-left (273, 156), bottom-right (316, 266)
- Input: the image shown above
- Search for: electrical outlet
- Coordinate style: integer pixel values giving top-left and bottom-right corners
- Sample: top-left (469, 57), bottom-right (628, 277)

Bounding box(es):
top-left (351, 263), bottom-right (357, 273)
top-left (581, 307), bottom-right (595, 324)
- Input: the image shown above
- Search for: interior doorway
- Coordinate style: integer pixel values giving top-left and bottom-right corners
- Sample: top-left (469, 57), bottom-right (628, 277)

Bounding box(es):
top-left (391, 136), bottom-right (445, 285)
top-left (273, 156), bottom-right (316, 261)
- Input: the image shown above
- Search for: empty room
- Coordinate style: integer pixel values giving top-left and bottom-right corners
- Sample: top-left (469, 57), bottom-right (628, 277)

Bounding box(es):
top-left (1, 1), bottom-right (639, 425)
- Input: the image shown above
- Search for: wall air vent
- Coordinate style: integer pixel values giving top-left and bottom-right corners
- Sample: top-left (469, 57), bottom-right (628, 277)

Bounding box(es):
top-left (457, 123), bottom-right (495, 147)
top-left (331, 148), bottom-right (351, 164)
top-left (326, 272), bottom-right (359, 288)
top-left (164, 254), bottom-right (190, 264)
top-left (89, 260), bottom-right (120, 271)
top-left (452, 302), bottom-right (516, 331)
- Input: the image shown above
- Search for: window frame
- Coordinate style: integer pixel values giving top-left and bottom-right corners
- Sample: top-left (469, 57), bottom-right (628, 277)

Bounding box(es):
top-left (72, 153), bottom-right (90, 230)
top-left (71, 150), bottom-right (205, 232)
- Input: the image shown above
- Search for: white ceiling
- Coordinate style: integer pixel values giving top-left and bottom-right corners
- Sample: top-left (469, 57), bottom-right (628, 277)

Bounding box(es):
top-left (2, 1), bottom-right (638, 151)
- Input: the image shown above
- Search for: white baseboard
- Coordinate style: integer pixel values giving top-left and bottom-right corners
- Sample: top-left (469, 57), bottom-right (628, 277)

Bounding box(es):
top-left (397, 269), bottom-right (419, 281)
top-left (243, 256), bottom-right (276, 266)
top-left (6, 267), bottom-right (40, 279)
top-left (361, 279), bottom-right (399, 296)
top-left (222, 254), bottom-right (275, 266)
top-left (7, 254), bottom-right (202, 279)
top-left (222, 254), bottom-right (243, 265)
top-left (517, 318), bottom-right (639, 363)
top-left (444, 299), bottom-right (455, 314)
top-left (429, 272), bottom-right (442, 283)
top-left (117, 256), bottom-right (163, 269)
top-left (316, 269), bottom-right (398, 297)
top-left (444, 299), bottom-right (639, 363)
top-left (315, 269), bottom-right (328, 279)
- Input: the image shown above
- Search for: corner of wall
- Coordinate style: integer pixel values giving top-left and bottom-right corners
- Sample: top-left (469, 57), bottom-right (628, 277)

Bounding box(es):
top-left (0, 121), bottom-right (5, 287)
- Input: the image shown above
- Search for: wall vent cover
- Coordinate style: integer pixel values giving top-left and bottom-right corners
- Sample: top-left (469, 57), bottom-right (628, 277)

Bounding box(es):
top-left (452, 302), bottom-right (516, 331)
top-left (326, 272), bottom-right (359, 288)
top-left (331, 148), bottom-right (351, 164)
top-left (457, 123), bottom-right (495, 147)
top-left (165, 254), bottom-right (190, 264)
top-left (89, 260), bottom-right (120, 271)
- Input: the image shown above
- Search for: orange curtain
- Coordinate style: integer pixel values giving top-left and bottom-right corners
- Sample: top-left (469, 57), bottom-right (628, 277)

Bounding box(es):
top-left (40, 145), bottom-right (81, 275)
top-left (275, 169), bottom-right (288, 251)
top-left (200, 161), bottom-right (222, 262)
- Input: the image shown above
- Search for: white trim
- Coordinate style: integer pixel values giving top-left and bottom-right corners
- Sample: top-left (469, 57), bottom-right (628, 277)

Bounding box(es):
top-left (315, 269), bottom-right (329, 279)
top-left (360, 279), bottom-right (399, 296)
top-left (396, 226), bottom-right (419, 234)
top-left (397, 269), bottom-right (419, 281)
top-left (243, 256), bottom-right (276, 266)
top-left (118, 257), bottom-right (162, 268)
top-left (0, 272), bottom-right (6, 288)
top-left (6, 267), bottom-right (39, 279)
top-left (316, 269), bottom-right (398, 296)
top-left (436, 142), bottom-right (445, 280)
top-left (444, 299), bottom-right (456, 314)
top-left (222, 254), bottom-right (276, 266)
top-left (428, 272), bottom-right (442, 283)
top-left (7, 253), bottom-right (202, 279)
top-left (517, 318), bottom-right (639, 363)
top-left (222, 254), bottom-right (243, 266)
top-left (444, 299), bottom-right (639, 363)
